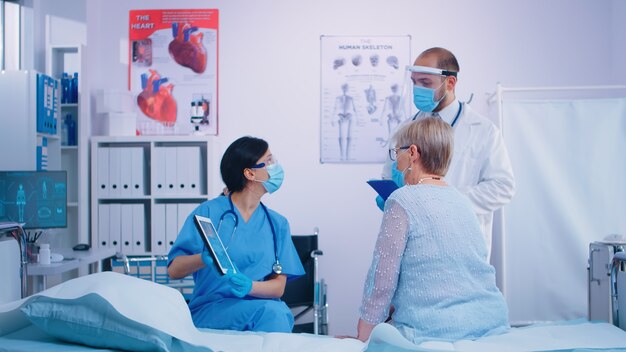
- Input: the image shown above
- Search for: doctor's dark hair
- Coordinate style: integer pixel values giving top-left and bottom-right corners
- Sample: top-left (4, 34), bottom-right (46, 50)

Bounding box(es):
top-left (220, 136), bottom-right (269, 193)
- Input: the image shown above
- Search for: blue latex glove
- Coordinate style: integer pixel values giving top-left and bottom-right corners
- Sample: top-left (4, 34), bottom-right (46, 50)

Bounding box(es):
top-left (201, 249), bottom-right (213, 268)
top-left (226, 272), bottom-right (253, 298)
top-left (376, 195), bottom-right (385, 211)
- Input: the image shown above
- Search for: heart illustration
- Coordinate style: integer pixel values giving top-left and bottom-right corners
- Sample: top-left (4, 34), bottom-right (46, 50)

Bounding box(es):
top-left (137, 69), bottom-right (177, 126)
top-left (169, 23), bottom-right (207, 74)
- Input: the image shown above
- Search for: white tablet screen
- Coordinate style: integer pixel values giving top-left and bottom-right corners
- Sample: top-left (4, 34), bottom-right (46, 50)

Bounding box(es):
top-left (194, 215), bottom-right (237, 275)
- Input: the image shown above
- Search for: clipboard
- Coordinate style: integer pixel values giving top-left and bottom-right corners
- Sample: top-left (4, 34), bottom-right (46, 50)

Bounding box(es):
top-left (367, 179), bottom-right (399, 201)
top-left (194, 215), bottom-right (237, 275)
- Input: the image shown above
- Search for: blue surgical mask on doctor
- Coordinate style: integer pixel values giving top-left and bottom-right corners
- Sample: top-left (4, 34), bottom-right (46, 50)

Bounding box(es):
top-left (253, 162), bottom-right (284, 194)
top-left (413, 77), bottom-right (448, 113)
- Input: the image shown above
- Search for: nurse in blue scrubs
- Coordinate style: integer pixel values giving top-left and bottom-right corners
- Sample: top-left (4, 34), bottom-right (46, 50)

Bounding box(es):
top-left (168, 136), bottom-right (305, 332)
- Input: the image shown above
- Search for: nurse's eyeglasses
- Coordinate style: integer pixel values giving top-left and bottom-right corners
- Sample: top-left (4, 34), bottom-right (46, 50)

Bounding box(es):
top-left (389, 146), bottom-right (410, 161)
top-left (251, 155), bottom-right (277, 169)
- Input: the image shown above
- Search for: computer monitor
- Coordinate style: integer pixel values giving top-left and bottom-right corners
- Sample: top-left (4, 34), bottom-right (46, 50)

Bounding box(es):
top-left (0, 171), bottom-right (67, 229)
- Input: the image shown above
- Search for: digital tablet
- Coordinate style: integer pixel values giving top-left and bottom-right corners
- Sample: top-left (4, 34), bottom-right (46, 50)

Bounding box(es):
top-left (194, 215), bottom-right (237, 275)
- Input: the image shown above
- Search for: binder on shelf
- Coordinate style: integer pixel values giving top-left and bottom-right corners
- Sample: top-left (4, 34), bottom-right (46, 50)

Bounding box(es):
top-left (108, 147), bottom-right (122, 197)
top-left (109, 203), bottom-right (122, 251)
top-left (187, 147), bottom-right (201, 195)
top-left (97, 147), bottom-right (109, 197)
top-left (152, 203), bottom-right (166, 254)
top-left (120, 204), bottom-right (133, 252)
top-left (165, 203), bottom-right (178, 252)
top-left (131, 147), bottom-right (145, 196)
top-left (176, 147), bottom-right (189, 194)
top-left (165, 147), bottom-right (177, 195)
top-left (98, 204), bottom-right (110, 249)
top-left (120, 147), bottom-right (133, 197)
top-left (132, 203), bottom-right (145, 254)
top-left (152, 147), bottom-right (166, 195)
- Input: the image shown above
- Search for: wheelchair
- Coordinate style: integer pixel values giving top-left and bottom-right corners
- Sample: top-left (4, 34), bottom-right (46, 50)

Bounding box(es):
top-left (282, 227), bottom-right (329, 335)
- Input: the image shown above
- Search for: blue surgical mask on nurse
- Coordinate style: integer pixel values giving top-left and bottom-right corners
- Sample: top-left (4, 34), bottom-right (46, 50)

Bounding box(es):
top-left (256, 163), bottom-right (284, 194)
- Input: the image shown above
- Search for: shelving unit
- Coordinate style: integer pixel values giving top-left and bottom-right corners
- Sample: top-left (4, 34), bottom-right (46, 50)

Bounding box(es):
top-left (90, 136), bottom-right (212, 255)
top-left (46, 44), bottom-right (89, 247)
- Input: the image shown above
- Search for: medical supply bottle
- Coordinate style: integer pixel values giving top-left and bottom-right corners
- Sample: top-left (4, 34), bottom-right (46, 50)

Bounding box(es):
top-left (61, 116), bottom-right (69, 146)
top-left (39, 244), bottom-right (51, 265)
top-left (72, 72), bottom-right (79, 103)
top-left (67, 114), bottom-right (77, 146)
top-left (61, 73), bottom-right (70, 103)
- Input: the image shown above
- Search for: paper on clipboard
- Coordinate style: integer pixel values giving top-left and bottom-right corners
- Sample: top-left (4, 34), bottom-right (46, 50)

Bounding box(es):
top-left (367, 179), bottom-right (399, 201)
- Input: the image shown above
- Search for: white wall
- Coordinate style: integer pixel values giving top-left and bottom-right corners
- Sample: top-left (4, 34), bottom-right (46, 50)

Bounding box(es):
top-left (611, 0), bottom-right (626, 83)
top-left (76, 0), bottom-right (622, 336)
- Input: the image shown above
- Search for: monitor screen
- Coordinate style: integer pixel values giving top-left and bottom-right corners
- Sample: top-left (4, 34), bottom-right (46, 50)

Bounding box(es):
top-left (0, 171), bottom-right (67, 229)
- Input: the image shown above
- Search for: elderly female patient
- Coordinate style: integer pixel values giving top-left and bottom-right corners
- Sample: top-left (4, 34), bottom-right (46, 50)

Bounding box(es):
top-left (356, 117), bottom-right (509, 343)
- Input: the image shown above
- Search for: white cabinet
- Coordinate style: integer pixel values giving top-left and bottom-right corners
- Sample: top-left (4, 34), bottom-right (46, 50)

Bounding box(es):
top-left (46, 45), bottom-right (89, 246)
top-left (0, 70), bottom-right (61, 171)
top-left (91, 136), bottom-right (212, 255)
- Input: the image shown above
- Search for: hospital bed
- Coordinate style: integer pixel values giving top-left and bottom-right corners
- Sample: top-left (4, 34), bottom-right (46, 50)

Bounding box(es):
top-left (2, 233), bottom-right (626, 351)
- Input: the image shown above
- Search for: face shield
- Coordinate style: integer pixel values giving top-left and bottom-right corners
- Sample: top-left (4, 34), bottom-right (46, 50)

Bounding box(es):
top-left (400, 65), bottom-right (457, 114)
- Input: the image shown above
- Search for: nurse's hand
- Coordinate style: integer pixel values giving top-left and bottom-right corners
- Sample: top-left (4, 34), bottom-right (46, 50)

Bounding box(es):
top-left (226, 272), bottom-right (252, 298)
top-left (201, 249), bottom-right (213, 268)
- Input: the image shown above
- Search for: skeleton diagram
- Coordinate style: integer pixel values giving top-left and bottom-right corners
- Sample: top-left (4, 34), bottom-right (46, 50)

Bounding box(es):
top-left (332, 83), bottom-right (358, 161)
top-left (380, 84), bottom-right (404, 145)
top-left (364, 85), bottom-right (377, 115)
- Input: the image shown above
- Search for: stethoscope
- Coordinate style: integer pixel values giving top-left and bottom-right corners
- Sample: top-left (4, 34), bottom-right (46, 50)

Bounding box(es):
top-left (217, 194), bottom-right (282, 275)
top-left (412, 101), bottom-right (463, 127)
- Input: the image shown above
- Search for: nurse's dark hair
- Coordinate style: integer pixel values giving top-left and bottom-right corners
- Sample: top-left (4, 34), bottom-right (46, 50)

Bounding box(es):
top-left (220, 136), bottom-right (268, 193)
top-left (420, 47), bottom-right (460, 73)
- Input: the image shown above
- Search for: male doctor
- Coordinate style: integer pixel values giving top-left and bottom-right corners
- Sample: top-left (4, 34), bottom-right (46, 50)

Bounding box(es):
top-left (381, 47), bottom-right (515, 260)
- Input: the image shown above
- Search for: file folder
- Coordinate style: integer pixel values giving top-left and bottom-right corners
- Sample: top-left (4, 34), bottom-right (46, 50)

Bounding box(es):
top-left (152, 203), bottom-right (166, 255)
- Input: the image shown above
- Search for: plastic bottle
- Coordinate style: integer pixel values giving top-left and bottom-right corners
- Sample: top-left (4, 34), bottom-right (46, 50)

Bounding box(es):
top-left (61, 73), bottom-right (69, 104)
top-left (39, 244), bottom-right (51, 265)
top-left (67, 114), bottom-right (77, 146)
top-left (72, 73), bottom-right (79, 103)
top-left (61, 116), bottom-right (69, 146)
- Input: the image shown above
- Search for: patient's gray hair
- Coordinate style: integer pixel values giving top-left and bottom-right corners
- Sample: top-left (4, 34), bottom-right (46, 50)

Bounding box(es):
top-left (393, 116), bottom-right (453, 176)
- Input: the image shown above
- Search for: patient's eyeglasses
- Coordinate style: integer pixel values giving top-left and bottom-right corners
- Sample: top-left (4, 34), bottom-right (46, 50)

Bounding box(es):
top-left (388, 146), bottom-right (410, 161)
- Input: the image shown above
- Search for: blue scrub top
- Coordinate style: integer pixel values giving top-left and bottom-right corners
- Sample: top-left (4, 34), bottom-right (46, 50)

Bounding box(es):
top-left (168, 195), bottom-right (305, 330)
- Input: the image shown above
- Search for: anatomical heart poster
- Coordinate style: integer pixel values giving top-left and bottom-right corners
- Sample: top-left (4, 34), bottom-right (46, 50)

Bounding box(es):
top-left (129, 9), bottom-right (219, 135)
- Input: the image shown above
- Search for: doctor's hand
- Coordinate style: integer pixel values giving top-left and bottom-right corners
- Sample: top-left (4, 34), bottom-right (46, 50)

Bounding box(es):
top-left (226, 272), bottom-right (253, 298)
top-left (201, 249), bottom-right (213, 268)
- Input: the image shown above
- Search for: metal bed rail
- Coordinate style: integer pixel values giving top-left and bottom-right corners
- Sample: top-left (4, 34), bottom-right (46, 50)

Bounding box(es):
top-left (0, 222), bottom-right (27, 299)
top-left (111, 254), bottom-right (194, 299)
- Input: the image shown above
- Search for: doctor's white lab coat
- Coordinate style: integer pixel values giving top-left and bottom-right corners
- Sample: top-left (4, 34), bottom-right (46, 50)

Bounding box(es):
top-left (382, 102), bottom-right (516, 259)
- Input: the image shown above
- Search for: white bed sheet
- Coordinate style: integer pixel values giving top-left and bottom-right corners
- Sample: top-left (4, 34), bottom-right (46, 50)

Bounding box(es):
top-left (1, 272), bottom-right (625, 352)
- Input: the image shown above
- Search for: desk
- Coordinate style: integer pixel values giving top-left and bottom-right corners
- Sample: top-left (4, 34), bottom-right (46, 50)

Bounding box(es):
top-left (27, 247), bottom-right (117, 292)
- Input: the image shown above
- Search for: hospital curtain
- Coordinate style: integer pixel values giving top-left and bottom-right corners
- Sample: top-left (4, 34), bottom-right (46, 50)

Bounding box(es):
top-left (502, 97), bottom-right (626, 322)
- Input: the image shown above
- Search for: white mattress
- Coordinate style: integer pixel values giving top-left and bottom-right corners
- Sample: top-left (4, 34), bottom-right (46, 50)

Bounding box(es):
top-left (1, 272), bottom-right (625, 352)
